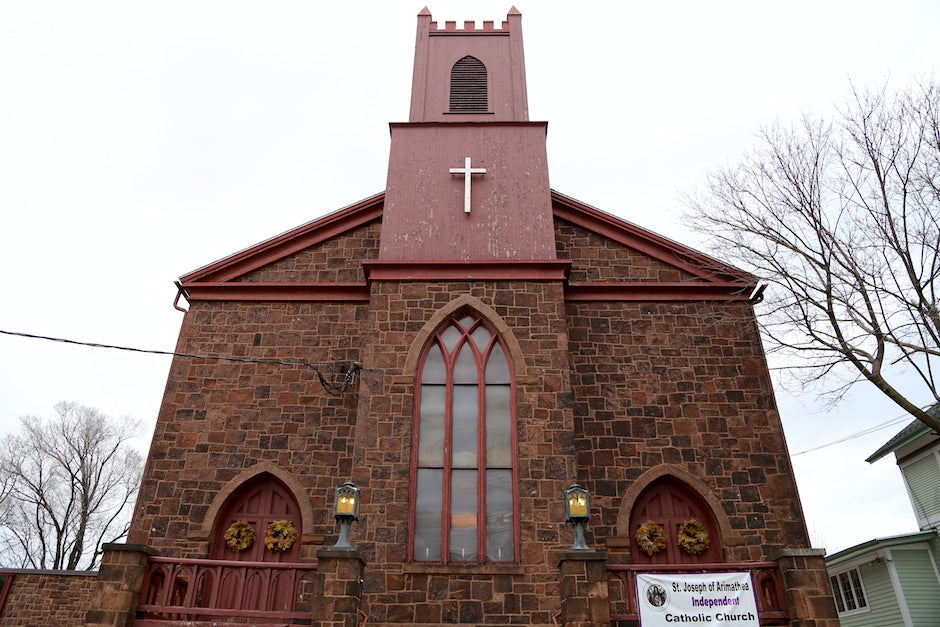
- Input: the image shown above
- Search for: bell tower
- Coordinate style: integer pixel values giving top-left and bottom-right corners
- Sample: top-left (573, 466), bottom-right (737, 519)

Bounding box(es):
top-left (408, 6), bottom-right (528, 123)
top-left (377, 7), bottom-right (557, 264)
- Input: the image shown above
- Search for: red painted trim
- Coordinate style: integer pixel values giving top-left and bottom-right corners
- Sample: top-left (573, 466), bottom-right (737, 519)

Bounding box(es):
top-left (565, 282), bottom-right (756, 302)
top-left (364, 260), bottom-right (570, 281)
top-left (429, 30), bottom-right (509, 37)
top-left (180, 279), bottom-right (752, 303)
top-left (389, 121), bottom-right (546, 131)
top-left (180, 193), bottom-right (384, 283)
top-left (181, 282), bottom-right (369, 302)
top-left (551, 191), bottom-right (756, 285)
top-left (0, 572), bottom-right (13, 616)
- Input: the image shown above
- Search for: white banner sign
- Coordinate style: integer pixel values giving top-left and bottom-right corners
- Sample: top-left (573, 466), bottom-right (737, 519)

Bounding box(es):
top-left (636, 572), bottom-right (760, 626)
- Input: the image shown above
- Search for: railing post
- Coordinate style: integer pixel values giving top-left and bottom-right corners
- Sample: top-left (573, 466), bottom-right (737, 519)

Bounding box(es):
top-left (313, 547), bottom-right (366, 627)
top-left (558, 550), bottom-right (611, 627)
top-left (84, 542), bottom-right (157, 627)
top-left (770, 548), bottom-right (840, 626)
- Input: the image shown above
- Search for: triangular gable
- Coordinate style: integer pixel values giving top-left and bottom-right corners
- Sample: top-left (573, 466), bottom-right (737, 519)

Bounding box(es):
top-left (175, 189), bottom-right (761, 306)
top-left (551, 190), bottom-right (761, 302)
top-left (178, 193), bottom-right (384, 304)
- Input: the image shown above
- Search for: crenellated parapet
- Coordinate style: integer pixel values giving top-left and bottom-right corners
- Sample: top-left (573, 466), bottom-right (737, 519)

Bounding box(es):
top-left (419, 5), bottom-right (520, 35)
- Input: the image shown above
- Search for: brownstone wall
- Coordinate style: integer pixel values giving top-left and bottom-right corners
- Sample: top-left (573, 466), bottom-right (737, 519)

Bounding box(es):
top-left (0, 571), bottom-right (97, 626)
top-left (351, 279), bottom-right (578, 626)
top-left (122, 216), bottom-right (825, 625)
top-left (127, 299), bottom-right (368, 556)
top-left (565, 299), bottom-right (811, 562)
top-left (555, 219), bottom-right (702, 284)
top-left (239, 220), bottom-right (381, 283)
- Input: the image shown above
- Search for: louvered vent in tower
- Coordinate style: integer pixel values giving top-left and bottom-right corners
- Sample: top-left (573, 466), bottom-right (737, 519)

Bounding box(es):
top-left (450, 56), bottom-right (487, 112)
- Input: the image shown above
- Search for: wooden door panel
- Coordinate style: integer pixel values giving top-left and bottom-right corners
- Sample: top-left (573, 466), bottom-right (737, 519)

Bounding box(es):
top-left (630, 477), bottom-right (720, 564)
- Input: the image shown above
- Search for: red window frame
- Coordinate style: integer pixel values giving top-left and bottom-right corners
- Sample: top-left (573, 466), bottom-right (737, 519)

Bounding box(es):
top-left (0, 572), bottom-right (13, 616)
top-left (407, 311), bottom-right (518, 563)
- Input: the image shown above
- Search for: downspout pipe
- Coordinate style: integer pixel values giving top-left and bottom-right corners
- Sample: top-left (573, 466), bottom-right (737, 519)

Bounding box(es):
top-left (173, 281), bottom-right (189, 313)
top-left (749, 282), bottom-right (768, 304)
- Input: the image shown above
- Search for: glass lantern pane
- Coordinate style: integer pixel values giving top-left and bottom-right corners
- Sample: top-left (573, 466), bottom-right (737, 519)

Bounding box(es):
top-left (485, 342), bottom-right (510, 383)
top-left (486, 469), bottom-right (513, 561)
top-left (453, 342), bottom-right (479, 383)
top-left (452, 385), bottom-right (478, 467)
top-left (421, 342), bottom-right (446, 383)
top-left (450, 469), bottom-right (478, 562)
top-left (418, 385), bottom-right (445, 465)
top-left (439, 324), bottom-right (462, 353)
top-left (485, 385), bottom-right (512, 467)
top-left (414, 469), bottom-right (443, 561)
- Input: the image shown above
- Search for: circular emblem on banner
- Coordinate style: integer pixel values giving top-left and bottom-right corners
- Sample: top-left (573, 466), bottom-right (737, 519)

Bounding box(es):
top-left (643, 582), bottom-right (669, 611)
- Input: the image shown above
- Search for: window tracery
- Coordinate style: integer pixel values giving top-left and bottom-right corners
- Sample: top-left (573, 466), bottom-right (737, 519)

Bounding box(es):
top-left (410, 311), bottom-right (516, 563)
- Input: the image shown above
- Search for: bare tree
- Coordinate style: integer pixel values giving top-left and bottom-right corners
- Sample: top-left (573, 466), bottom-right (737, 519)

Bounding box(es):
top-left (0, 402), bottom-right (143, 570)
top-left (686, 79), bottom-right (940, 432)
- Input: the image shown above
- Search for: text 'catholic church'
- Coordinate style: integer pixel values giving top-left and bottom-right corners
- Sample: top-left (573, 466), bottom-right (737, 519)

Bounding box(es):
top-left (1, 7), bottom-right (840, 627)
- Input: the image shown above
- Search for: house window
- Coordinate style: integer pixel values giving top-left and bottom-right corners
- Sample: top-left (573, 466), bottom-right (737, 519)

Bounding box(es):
top-left (410, 312), bottom-right (515, 563)
top-left (829, 567), bottom-right (869, 616)
top-left (450, 56), bottom-right (487, 112)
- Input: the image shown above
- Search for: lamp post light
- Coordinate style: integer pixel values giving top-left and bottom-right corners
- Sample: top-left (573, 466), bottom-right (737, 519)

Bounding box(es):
top-left (564, 484), bottom-right (594, 552)
top-left (331, 481), bottom-right (361, 550)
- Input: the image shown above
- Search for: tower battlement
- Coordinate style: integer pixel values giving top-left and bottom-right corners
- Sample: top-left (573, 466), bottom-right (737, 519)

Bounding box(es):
top-left (419, 6), bottom-right (520, 35)
top-left (410, 6), bottom-right (526, 124)
top-left (430, 19), bottom-right (509, 33)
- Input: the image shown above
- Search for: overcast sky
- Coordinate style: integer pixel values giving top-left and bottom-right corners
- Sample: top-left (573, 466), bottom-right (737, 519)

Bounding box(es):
top-left (1, 0), bottom-right (938, 555)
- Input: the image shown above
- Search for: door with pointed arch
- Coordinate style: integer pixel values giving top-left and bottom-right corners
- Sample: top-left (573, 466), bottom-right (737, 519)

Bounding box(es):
top-left (210, 473), bottom-right (303, 612)
top-left (629, 476), bottom-right (721, 564)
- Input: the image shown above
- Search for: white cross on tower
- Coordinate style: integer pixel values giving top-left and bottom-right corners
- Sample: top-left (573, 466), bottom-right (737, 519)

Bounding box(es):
top-left (449, 157), bottom-right (487, 213)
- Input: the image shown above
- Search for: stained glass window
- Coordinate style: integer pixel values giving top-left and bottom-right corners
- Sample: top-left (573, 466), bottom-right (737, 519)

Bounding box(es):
top-left (411, 312), bottom-right (515, 563)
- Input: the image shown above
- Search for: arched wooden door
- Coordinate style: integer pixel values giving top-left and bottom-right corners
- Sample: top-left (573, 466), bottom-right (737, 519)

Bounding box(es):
top-left (209, 473), bottom-right (303, 612)
top-left (212, 473), bottom-right (302, 562)
top-left (629, 477), bottom-right (721, 564)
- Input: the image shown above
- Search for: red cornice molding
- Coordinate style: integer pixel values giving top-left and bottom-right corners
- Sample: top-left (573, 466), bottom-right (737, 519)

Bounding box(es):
top-left (389, 121), bottom-right (547, 131)
top-left (179, 279), bottom-right (755, 304)
top-left (180, 193), bottom-right (384, 283)
top-left (429, 30), bottom-right (509, 37)
top-left (551, 191), bottom-right (756, 285)
top-left (179, 279), bottom-right (754, 304)
top-left (363, 260), bottom-right (571, 281)
top-left (565, 282), bottom-right (756, 302)
top-left (181, 282), bottom-right (370, 302)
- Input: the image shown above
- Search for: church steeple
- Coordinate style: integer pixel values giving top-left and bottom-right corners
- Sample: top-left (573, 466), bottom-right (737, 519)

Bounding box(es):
top-left (377, 8), bottom-right (556, 264)
top-left (408, 6), bottom-right (528, 123)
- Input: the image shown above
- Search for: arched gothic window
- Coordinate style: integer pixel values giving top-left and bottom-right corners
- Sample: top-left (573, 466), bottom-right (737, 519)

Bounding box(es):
top-left (449, 55), bottom-right (487, 112)
top-left (409, 311), bottom-right (516, 563)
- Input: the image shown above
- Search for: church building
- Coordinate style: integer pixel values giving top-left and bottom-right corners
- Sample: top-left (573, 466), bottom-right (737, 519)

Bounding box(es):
top-left (69, 7), bottom-right (838, 626)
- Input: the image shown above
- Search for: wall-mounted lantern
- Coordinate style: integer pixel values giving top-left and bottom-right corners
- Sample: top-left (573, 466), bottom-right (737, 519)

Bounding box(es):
top-left (331, 481), bottom-right (361, 549)
top-left (564, 484), bottom-right (594, 552)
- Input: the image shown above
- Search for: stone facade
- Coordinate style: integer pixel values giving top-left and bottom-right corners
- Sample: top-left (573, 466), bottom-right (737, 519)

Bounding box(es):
top-left (565, 298), bottom-right (808, 561)
top-left (0, 570), bottom-right (96, 626)
top-left (106, 198), bottom-right (835, 625)
top-left (1, 8), bottom-right (840, 627)
top-left (127, 297), bottom-right (367, 559)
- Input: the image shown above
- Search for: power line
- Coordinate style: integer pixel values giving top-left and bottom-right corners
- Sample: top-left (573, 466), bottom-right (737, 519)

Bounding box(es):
top-left (1, 327), bottom-right (921, 435)
top-left (0, 328), bottom-right (361, 396)
top-left (790, 414), bottom-right (911, 456)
